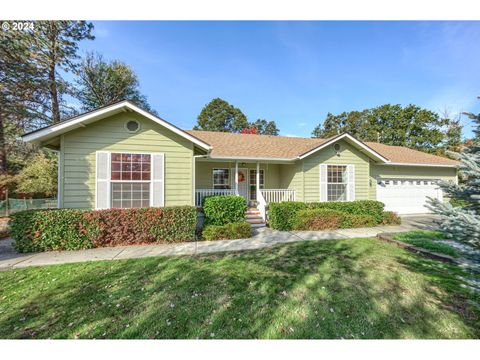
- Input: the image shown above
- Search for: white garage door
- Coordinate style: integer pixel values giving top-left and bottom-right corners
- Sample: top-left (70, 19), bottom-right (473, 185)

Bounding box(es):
top-left (376, 179), bottom-right (443, 214)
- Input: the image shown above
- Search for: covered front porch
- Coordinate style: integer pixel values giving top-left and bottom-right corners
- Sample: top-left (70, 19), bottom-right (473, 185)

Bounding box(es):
top-left (194, 159), bottom-right (297, 221)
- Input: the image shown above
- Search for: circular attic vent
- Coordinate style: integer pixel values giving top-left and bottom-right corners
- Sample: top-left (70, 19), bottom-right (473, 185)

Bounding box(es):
top-left (333, 143), bottom-right (341, 152)
top-left (125, 120), bottom-right (140, 133)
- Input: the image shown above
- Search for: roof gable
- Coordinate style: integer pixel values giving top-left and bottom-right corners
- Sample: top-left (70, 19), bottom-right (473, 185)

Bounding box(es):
top-left (187, 130), bottom-right (459, 167)
top-left (21, 101), bottom-right (212, 151)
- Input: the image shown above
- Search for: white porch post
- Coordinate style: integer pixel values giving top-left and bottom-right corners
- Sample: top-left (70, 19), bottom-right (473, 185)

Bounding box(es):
top-left (235, 161), bottom-right (239, 195)
top-left (256, 162), bottom-right (260, 200)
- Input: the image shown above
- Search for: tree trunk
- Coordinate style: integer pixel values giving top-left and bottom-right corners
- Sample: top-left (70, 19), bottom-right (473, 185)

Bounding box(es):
top-left (49, 64), bottom-right (60, 123)
top-left (48, 22), bottom-right (60, 124)
top-left (0, 117), bottom-right (7, 173)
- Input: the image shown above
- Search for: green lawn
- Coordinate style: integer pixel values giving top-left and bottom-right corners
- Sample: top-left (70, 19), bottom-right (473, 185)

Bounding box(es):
top-left (393, 230), bottom-right (459, 258)
top-left (0, 238), bottom-right (478, 339)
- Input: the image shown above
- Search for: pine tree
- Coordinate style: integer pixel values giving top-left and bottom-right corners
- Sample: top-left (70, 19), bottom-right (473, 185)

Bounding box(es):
top-left (427, 97), bottom-right (480, 249)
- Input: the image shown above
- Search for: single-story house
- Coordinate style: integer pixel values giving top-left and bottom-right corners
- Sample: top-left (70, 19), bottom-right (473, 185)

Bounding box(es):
top-left (21, 100), bottom-right (458, 226)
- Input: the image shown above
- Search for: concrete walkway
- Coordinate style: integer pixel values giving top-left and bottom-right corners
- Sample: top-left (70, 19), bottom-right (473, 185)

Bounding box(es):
top-left (0, 215), bottom-right (438, 270)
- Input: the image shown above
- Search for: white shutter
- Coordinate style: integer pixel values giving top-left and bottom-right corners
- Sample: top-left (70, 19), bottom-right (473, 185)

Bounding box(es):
top-left (347, 164), bottom-right (355, 201)
top-left (96, 151), bottom-right (110, 209)
top-left (151, 153), bottom-right (165, 207)
top-left (320, 164), bottom-right (328, 202)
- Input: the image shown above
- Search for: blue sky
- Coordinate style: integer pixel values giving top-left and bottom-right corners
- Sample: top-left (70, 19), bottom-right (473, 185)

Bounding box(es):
top-left (78, 21), bottom-right (480, 138)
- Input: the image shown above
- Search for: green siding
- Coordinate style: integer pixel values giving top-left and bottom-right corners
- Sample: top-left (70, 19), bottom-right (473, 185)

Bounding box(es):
top-left (302, 140), bottom-right (371, 202)
top-left (61, 112), bottom-right (194, 209)
top-left (369, 165), bottom-right (458, 200)
top-left (279, 163), bottom-right (304, 201)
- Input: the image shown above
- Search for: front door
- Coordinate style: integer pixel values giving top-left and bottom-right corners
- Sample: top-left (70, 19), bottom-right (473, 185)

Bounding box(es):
top-left (231, 168), bottom-right (249, 202)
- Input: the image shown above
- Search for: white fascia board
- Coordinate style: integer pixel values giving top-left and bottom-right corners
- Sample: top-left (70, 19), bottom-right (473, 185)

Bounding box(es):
top-left (21, 101), bottom-right (212, 151)
top-left (376, 162), bottom-right (459, 168)
top-left (206, 156), bottom-right (296, 163)
top-left (298, 133), bottom-right (390, 163)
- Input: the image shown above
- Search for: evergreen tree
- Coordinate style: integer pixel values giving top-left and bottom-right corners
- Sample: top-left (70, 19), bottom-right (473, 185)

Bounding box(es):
top-left (75, 52), bottom-right (155, 113)
top-left (427, 97), bottom-right (480, 248)
top-left (194, 98), bottom-right (249, 133)
top-left (251, 119), bottom-right (280, 135)
top-left (32, 21), bottom-right (94, 123)
top-left (311, 104), bottom-right (448, 152)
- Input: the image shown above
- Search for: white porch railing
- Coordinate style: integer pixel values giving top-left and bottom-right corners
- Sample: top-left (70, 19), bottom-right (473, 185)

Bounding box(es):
top-left (195, 189), bottom-right (236, 207)
top-left (257, 189), bottom-right (267, 223)
top-left (260, 189), bottom-right (296, 204)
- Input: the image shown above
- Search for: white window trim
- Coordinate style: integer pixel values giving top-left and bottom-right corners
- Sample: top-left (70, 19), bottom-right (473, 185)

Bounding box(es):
top-left (249, 169), bottom-right (265, 201)
top-left (212, 168), bottom-right (230, 189)
top-left (95, 150), bottom-right (164, 209)
top-left (326, 164), bottom-right (348, 202)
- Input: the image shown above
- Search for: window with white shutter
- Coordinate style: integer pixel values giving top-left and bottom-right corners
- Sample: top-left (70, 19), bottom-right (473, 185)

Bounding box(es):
top-left (151, 153), bottom-right (165, 207)
top-left (96, 151), bottom-right (110, 209)
top-left (347, 164), bottom-right (355, 201)
top-left (319, 164), bottom-right (328, 202)
top-left (95, 152), bottom-right (165, 209)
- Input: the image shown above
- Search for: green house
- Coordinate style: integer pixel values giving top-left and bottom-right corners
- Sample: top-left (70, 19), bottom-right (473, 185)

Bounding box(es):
top-left (22, 101), bottom-right (458, 226)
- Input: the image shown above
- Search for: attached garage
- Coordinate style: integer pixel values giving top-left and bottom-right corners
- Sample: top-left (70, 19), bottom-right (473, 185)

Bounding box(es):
top-left (376, 179), bottom-right (443, 214)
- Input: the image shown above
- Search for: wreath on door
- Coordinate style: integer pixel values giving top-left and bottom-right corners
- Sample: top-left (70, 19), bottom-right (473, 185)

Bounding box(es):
top-left (238, 172), bottom-right (246, 183)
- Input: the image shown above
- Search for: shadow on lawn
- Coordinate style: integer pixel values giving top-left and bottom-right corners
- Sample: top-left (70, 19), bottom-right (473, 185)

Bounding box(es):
top-left (0, 239), bottom-right (478, 339)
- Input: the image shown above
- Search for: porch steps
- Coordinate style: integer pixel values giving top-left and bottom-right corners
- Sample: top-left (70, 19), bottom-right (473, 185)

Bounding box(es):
top-left (245, 208), bottom-right (266, 228)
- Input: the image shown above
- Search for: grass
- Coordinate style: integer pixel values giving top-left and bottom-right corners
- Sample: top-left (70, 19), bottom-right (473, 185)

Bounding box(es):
top-left (393, 231), bottom-right (459, 258)
top-left (0, 238), bottom-right (478, 339)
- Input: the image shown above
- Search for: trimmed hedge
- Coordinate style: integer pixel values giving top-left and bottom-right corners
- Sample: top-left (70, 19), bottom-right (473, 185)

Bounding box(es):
top-left (341, 214), bottom-right (377, 228)
top-left (308, 200), bottom-right (385, 223)
top-left (380, 211), bottom-right (402, 225)
top-left (293, 209), bottom-right (345, 231)
top-left (202, 222), bottom-right (252, 241)
top-left (10, 206), bottom-right (197, 253)
top-left (292, 209), bottom-right (377, 231)
top-left (269, 202), bottom-right (306, 231)
top-left (269, 200), bottom-right (385, 231)
top-left (203, 195), bottom-right (246, 226)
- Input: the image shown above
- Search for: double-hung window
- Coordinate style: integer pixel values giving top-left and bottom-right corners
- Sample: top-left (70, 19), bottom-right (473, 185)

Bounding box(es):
top-left (327, 165), bottom-right (347, 201)
top-left (111, 153), bottom-right (151, 208)
top-left (213, 168), bottom-right (230, 190)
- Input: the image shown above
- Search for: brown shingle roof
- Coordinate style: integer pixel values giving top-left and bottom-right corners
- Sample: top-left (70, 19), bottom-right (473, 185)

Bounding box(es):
top-left (364, 142), bottom-right (459, 166)
top-left (186, 130), bottom-right (459, 166)
top-left (186, 130), bottom-right (329, 159)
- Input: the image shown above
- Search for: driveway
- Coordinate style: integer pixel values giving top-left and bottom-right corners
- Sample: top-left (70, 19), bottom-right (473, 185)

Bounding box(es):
top-left (0, 214), bottom-right (439, 270)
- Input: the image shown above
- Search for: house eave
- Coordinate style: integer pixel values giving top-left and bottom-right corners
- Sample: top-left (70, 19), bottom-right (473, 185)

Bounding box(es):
top-left (375, 162), bottom-right (459, 168)
top-left (21, 101), bottom-right (212, 152)
top-left (200, 155), bottom-right (296, 164)
top-left (298, 133), bottom-right (391, 163)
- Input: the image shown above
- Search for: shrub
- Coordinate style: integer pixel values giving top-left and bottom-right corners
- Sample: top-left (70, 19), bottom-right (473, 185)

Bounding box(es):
top-left (308, 200), bottom-right (385, 223)
top-left (380, 211), bottom-right (402, 225)
top-left (10, 209), bottom-right (91, 252)
top-left (83, 207), bottom-right (196, 247)
top-left (202, 221), bottom-right (252, 241)
top-left (10, 206), bottom-right (197, 253)
top-left (268, 200), bottom-right (385, 230)
top-left (292, 209), bottom-right (345, 231)
top-left (269, 202), bottom-right (307, 231)
top-left (341, 214), bottom-right (377, 228)
top-left (203, 195), bottom-right (246, 225)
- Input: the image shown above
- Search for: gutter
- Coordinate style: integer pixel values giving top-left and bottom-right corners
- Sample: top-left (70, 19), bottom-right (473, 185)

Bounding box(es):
top-left (375, 162), bottom-right (459, 168)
